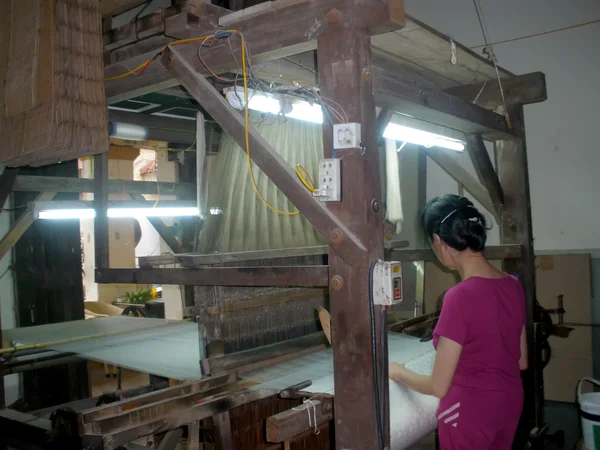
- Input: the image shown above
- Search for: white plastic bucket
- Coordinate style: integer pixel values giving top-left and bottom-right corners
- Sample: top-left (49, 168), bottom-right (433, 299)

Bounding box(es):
top-left (578, 378), bottom-right (600, 449)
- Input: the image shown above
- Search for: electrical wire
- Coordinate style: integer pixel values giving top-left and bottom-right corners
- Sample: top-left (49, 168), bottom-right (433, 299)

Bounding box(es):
top-left (239, 32), bottom-right (300, 216)
top-left (471, 0), bottom-right (511, 128)
top-left (369, 261), bottom-right (385, 450)
top-left (295, 164), bottom-right (316, 193)
top-left (471, 18), bottom-right (600, 49)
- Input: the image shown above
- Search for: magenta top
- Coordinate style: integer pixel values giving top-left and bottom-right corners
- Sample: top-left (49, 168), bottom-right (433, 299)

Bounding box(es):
top-left (433, 275), bottom-right (526, 434)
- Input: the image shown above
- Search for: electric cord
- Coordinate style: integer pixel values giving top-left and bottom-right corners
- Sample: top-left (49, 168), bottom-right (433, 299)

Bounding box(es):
top-left (369, 261), bottom-right (385, 450)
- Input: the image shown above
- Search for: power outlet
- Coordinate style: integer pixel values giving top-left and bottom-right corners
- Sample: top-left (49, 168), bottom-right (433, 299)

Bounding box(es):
top-left (372, 261), bottom-right (403, 306)
top-left (315, 158), bottom-right (341, 202)
top-left (333, 123), bottom-right (361, 149)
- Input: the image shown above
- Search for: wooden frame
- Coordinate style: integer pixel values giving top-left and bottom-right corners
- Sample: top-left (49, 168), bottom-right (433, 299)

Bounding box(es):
top-left (0, 0), bottom-right (548, 448)
top-left (94, 1), bottom-right (547, 448)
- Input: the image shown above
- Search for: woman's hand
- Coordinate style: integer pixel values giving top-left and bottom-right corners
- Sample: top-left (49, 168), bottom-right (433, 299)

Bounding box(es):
top-left (389, 362), bottom-right (408, 383)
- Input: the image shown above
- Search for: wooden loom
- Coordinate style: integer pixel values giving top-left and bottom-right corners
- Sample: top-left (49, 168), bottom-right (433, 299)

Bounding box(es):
top-left (0, 0), bottom-right (549, 449)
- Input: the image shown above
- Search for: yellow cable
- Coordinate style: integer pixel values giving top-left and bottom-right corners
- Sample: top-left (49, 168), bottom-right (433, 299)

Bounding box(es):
top-left (295, 164), bottom-right (316, 193)
top-left (240, 33), bottom-right (299, 216)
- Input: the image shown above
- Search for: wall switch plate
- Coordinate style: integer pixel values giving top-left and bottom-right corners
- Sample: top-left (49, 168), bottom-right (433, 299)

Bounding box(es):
top-left (372, 261), bottom-right (403, 306)
top-left (333, 123), bottom-right (361, 149)
top-left (316, 158), bottom-right (341, 202)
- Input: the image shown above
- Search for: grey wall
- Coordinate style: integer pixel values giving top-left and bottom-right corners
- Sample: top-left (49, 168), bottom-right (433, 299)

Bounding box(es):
top-left (405, 0), bottom-right (600, 252)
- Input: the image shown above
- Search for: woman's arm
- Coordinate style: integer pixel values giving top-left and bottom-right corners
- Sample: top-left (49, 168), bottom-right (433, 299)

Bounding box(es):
top-left (389, 336), bottom-right (462, 398)
top-left (519, 325), bottom-right (528, 371)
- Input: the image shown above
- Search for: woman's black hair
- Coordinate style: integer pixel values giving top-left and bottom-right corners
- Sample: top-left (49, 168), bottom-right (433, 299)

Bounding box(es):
top-left (420, 194), bottom-right (487, 252)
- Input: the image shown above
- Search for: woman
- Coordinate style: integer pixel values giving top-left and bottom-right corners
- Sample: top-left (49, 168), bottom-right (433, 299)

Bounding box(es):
top-left (389, 194), bottom-right (527, 449)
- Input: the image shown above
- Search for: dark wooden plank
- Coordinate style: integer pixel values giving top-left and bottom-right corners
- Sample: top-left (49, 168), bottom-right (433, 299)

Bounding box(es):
top-left (94, 152), bottom-right (110, 270)
top-left (317, 28), bottom-right (389, 450)
top-left (95, 266), bottom-right (330, 287)
top-left (373, 65), bottom-right (513, 140)
top-left (105, 0), bottom-right (403, 102)
top-left (0, 409), bottom-right (52, 449)
top-left (0, 168), bottom-right (18, 212)
top-left (160, 45), bottom-right (367, 265)
top-left (376, 107), bottom-right (394, 145)
top-left (467, 134), bottom-right (504, 216)
top-left (445, 72), bottom-right (547, 110)
top-left (211, 411), bottom-right (233, 450)
top-left (131, 194), bottom-right (185, 254)
top-left (201, 332), bottom-right (327, 375)
top-left (495, 106), bottom-right (542, 442)
top-left (13, 175), bottom-right (195, 196)
top-left (388, 244), bottom-right (521, 262)
top-left (99, 0), bottom-right (148, 17)
top-left (424, 146), bottom-right (498, 221)
top-left (266, 398), bottom-right (334, 443)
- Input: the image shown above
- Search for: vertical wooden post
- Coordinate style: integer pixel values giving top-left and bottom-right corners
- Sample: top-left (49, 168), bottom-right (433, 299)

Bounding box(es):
top-left (211, 411), bottom-right (233, 450)
top-left (495, 106), bottom-right (543, 435)
top-left (0, 167), bottom-right (17, 408)
top-left (94, 152), bottom-right (109, 270)
top-left (317, 28), bottom-right (388, 450)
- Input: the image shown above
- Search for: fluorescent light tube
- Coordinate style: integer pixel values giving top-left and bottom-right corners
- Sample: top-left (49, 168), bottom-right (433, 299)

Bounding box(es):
top-left (224, 87), bottom-right (323, 124)
top-left (383, 123), bottom-right (465, 152)
top-left (37, 207), bottom-right (200, 220)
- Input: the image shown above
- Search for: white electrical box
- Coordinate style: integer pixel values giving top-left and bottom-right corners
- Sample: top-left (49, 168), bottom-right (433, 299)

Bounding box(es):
top-left (333, 123), bottom-right (361, 149)
top-left (372, 261), bottom-right (403, 306)
top-left (314, 158), bottom-right (341, 202)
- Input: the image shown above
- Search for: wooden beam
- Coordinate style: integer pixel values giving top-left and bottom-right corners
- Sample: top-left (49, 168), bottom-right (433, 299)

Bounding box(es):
top-left (373, 65), bottom-right (513, 140)
top-left (317, 28), bottom-right (389, 450)
top-left (467, 134), bottom-right (504, 216)
top-left (445, 72), bottom-right (547, 110)
top-left (376, 107), bottom-right (394, 145)
top-left (160, 45), bottom-right (366, 265)
top-left (94, 152), bottom-right (110, 270)
top-left (105, 0), bottom-right (403, 102)
top-left (201, 332), bottom-right (327, 375)
top-left (496, 106), bottom-right (542, 436)
top-left (424, 146), bottom-right (499, 222)
top-left (13, 175), bottom-right (195, 197)
top-left (0, 192), bottom-right (56, 262)
top-left (131, 194), bottom-right (185, 254)
top-left (266, 398), bottom-right (334, 443)
top-left (387, 244), bottom-right (522, 262)
top-left (211, 412), bottom-right (233, 450)
top-left (95, 266), bottom-right (330, 286)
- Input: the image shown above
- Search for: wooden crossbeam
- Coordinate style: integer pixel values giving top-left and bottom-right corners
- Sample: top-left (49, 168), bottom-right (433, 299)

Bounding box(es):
top-left (467, 134), bottom-right (505, 216)
top-left (266, 397), bottom-right (334, 443)
top-left (105, 0), bottom-right (403, 102)
top-left (445, 72), bottom-right (547, 110)
top-left (373, 65), bottom-right (513, 139)
top-left (95, 266), bottom-right (330, 287)
top-left (13, 176), bottom-right (195, 196)
top-left (424, 146), bottom-right (499, 222)
top-left (160, 45), bottom-right (367, 264)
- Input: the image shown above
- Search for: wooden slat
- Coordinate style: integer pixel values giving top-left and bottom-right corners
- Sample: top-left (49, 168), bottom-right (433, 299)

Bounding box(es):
top-left (160, 45), bottom-right (367, 265)
top-left (95, 266), bottom-right (330, 287)
top-left (467, 134), bottom-right (504, 216)
top-left (13, 175), bottom-right (195, 197)
top-left (211, 412), bottom-right (233, 450)
top-left (424, 146), bottom-right (498, 222)
top-left (445, 72), bottom-right (547, 109)
top-left (99, 0), bottom-right (149, 16)
top-left (373, 65), bottom-right (512, 139)
top-left (266, 398), bottom-right (334, 443)
top-left (387, 244), bottom-right (521, 262)
top-left (105, 0), bottom-right (403, 102)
